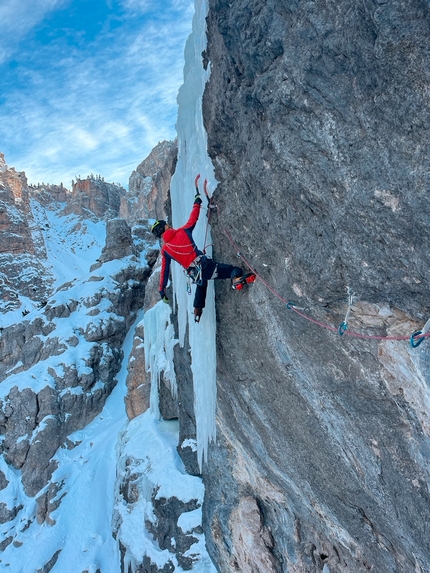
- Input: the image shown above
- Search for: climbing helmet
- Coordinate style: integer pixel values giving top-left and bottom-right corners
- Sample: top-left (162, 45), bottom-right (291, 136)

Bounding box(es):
top-left (151, 220), bottom-right (167, 238)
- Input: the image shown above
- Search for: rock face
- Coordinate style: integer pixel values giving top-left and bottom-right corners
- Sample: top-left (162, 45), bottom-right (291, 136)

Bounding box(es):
top-left (199, 0), bottom-right (430, 571)
top-left (0, 152), bottom-right (33, 255)
top-left (0, 260), bottom-right (150, 500)
top-left (1, 0), bottom-right (429, 567)
top-left (0, 154), bottom-right (52, 308)
top-left (98, 218), bottom-right (137, 264)
top-left (124, 321), bottom-right (150, 420)
top-left (113, 413), bottom-right (208, 573)
top-left (29, 183), bottom-right (67, 206)
top-left (126, 140), bottom-right (178, 222)
top-left (64, 176), bottom-right (124, 220)
top-left (0, 146), bottom-right (174, 313)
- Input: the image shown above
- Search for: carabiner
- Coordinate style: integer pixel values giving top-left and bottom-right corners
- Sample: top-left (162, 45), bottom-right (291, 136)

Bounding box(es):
top-left (338, 321), bottom-right (348, 336)
top-left (410, 330), bottom-right (425, 348)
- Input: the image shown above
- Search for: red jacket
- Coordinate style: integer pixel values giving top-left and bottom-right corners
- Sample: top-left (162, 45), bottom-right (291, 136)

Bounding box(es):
top-left (159, 203), bottom-right (202, 293)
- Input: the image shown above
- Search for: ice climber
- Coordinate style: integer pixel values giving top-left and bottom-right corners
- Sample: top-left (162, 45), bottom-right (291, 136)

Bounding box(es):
top-left (151, 191), bottom-right (255, 323)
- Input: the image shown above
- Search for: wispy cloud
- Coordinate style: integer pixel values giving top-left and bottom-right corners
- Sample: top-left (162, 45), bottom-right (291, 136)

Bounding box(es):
top-left (119, 0), bottom-right (153, 15)
top-left (0, 0), bottom-right (193, 187)
top-left (0, 0), bottom-right (70, 63)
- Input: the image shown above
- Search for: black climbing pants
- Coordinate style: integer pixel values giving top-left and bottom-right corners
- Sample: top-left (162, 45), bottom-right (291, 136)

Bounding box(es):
top-left (193, 257), bottom-right (242, 309)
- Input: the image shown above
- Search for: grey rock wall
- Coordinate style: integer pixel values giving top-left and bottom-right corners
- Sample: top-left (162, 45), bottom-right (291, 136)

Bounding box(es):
top-left (0, 155), bottom-right (53, 308)
top-left (201, 0), bottom-right (430, 571)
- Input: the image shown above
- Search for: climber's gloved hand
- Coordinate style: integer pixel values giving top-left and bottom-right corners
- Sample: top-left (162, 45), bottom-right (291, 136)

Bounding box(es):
top-left (160, 290), bottom-right (169, 304)
top-left (194, 194), bottom-right (202, 205)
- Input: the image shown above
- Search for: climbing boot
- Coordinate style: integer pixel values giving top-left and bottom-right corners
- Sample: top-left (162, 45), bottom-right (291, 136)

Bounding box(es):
top-left (232, 273), bottom-right (256, 290)
top-left (194, 308), bottom-right (203, 322)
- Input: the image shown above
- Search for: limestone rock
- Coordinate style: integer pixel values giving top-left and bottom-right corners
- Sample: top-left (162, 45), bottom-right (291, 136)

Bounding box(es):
top-left (131, 220), bottom-right (159, 259)
top-left (172, 319), bottom-right (199, 477)
top-left (0, 258), bottom-right (148, 499)
top-left (228, 496), bottom-right (278, 573)
top-left (0, 154), bottom-right (53, 309)
top-left (0, 471), bottom-right (8, 491)
top-left (147, 493), bottom-right (200, 570)
top-left (199, 0), bottom-right (430, 571)
top-left (35, 549), bottom-right (61, 573)
top-left (124, 322), bottom-right (150, 420)
top-left (98, 218), bottom-right (137, 263)
top-left (0, 156), bottom-right (33, 255)
top-left (114, 443), bottom-right (203, 573)
top-left (143, 255), bottom-right (163, 311)
top-left (125, 140), bottom-right (178, 222)
top-left (0, 144), bottom-right (190, 566)
top-left (63, 176), bottom-right (124, 220)
top-left (29, 183), bottom-right (68, 206)
top-left (158, 372), bottom-right (179, 420)
top-left (0, 502), bottom-right (23, 525)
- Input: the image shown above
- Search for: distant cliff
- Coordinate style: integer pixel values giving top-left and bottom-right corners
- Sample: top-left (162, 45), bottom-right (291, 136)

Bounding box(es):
top-left (0, 152), bottom-right (52, 308)
top-left (126, 140), bottom-right (178, 223)
top-left (197, 0), bottom-right (430, 571)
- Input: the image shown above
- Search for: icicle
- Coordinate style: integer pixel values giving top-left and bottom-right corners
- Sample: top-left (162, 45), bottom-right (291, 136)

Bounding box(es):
top-left (144, 302), bottom-right (178, 417)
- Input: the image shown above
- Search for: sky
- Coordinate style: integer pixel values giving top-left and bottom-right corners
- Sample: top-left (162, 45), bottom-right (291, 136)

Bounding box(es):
top-left (0, 0), bottom-right (193, 188)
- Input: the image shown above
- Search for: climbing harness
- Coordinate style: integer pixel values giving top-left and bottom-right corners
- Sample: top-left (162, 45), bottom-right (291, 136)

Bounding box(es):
top-left (185, 254), bottom-right (206, 286)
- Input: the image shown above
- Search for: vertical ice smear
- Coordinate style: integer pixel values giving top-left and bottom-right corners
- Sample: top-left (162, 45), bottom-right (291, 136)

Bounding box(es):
top-left (169, 0), bottom-right (217, 468)
top-left (144, 301), bottom-right (178, 418)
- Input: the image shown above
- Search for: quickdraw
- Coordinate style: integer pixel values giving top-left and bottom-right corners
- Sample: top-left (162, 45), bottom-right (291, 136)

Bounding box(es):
top-left (338, 287), bottom-right (356, 336)
top-left (338, 321), bottom-right (348, 336)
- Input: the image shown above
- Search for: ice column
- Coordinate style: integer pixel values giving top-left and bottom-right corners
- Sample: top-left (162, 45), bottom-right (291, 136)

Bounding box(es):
top-left (170, 0), bottom-right (217, 468)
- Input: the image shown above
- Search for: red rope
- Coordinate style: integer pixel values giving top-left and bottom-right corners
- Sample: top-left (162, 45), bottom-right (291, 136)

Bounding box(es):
top-left (288, 305), bottom-right (429, 341)
top-left (221, 221), bottom-right (429, 344)
top-left (164, 242), bottom-right (195, 257)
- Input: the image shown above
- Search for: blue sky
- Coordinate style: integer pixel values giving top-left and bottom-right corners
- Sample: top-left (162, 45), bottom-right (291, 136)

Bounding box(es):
top-left (0, 0), bottom-right (193, 188)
